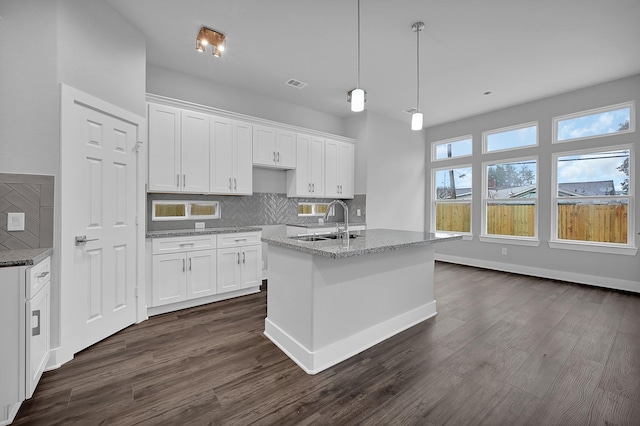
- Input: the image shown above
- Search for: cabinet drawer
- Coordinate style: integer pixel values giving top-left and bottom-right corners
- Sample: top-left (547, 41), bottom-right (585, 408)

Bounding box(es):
top-left (26, 256), bottom-right (51, 300)
top-left (217, 232), bottom-right (261, 248)
top-left (152, 235), bottom-right (216, 255)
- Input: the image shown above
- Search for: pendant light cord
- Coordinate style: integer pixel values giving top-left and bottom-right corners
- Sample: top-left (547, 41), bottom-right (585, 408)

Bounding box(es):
top-left (357, 0), bottom-right (361, 89)
top-left (416, 24), bottom-right (420, 111)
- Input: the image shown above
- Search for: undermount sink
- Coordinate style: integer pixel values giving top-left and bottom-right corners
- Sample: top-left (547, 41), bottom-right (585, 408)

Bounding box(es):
top-left (292, 233), bottom-right (358, 242)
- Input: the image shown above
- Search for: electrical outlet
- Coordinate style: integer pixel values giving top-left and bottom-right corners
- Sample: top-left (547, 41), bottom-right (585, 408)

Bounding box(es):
top-left (356, 208), bottom-right (362, 216)
top-left (7, 212), bottom-right (25, 231)
top-left (501, 247), bottom-right (507, 255)
top-left (195, 222), bottom-right (205, 229)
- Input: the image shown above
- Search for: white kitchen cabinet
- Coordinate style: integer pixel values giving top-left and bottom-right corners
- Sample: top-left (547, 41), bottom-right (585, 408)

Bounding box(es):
top-left (151, 235), bottom-right (217, 307)
top-left (325, 139), bottom-right (355, 199)
top-left (210, 116), bottom-right (253, 195)
top-left (0, 255), bottom-right (51, 426)
top-left (216, 232), bottom-right (262, 294)
top-left (286, 134), bottom-right (325, 197)
top-left (253, 125), bottom-right (296, 169)
top-left (148, 103), bottom-right (209, 193)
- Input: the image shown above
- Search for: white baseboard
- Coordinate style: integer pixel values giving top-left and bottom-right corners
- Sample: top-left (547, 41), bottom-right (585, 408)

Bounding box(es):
top-left (264, 301), bottom-right (437, 375)
top-left (0, 401), bottom-right (21, 426)
top-left (435, 254), bottom-right (640, 293)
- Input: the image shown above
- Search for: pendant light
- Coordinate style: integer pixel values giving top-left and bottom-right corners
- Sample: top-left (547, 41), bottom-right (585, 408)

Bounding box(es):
top-left (348, 0), bottom-right (366, 112)
top-left (411, 22), bottom-right (424, 131)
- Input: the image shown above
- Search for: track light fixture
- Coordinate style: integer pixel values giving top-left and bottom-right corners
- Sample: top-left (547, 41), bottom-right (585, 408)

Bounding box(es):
top-left (196, 26), bottom-right (226, 57)
top-left (347, 0), bottom-right (366, 112)
top-left (411, 22), bottom-right (424, 131)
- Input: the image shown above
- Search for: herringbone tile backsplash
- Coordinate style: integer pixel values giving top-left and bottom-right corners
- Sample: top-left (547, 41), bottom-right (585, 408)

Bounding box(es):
top-left (0, 173), bottom-right (55, 250)
top-left (147, 192), bottom-right (366, 231)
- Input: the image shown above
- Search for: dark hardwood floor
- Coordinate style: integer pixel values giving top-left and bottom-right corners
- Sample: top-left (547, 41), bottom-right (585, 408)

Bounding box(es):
top-left (14, 262), bottom-right (640, 425)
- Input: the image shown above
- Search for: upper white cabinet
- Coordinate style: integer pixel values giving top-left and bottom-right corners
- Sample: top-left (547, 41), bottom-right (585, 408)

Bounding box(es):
top-left (325, 139), bottom-right (355, 199)
top-left (286, 134), bottom-right (325, 197)
top-left (210, 117), bottom-right (253, 195)
top-left (148, 103), bottom-right (209, 193)
top-left (253, 125), bottom-right (296, 169)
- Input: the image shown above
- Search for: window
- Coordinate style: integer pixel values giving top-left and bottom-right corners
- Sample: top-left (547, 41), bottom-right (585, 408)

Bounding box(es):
top-left (481, 157), bottom-right (538, 243)
top-left (554, 102), bottom-right (635, 143)
top-left (551, 146), bottom-right (635, 254)
top-left (432, 135), bottom-right (472, 161)
top-left (432, 166), bottom-right (472, 233)
top-left (152, 200), bottom-right (220, 221)
top-left (483, 122), bottom-right (538, 153)
top-left (298, 202), bottom-right (329, 217)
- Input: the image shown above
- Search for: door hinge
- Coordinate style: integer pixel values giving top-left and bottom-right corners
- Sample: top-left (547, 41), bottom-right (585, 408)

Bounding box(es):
top-left (135, 215), bottom-right (139, 225)
top-left (135, 287), bottom-right (139, 297)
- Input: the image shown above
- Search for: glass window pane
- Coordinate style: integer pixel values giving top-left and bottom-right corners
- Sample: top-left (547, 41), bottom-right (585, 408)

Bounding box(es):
top-left (557, 199), bottom-right (628, 244)
top-left (154, 203), bottom-right (186, 218)
top-left (434, 138), bottom-right (472, 160)
top-left (190, 203), bottom-right (216, 216)
top-left (486, 160), bottom-right (537, 200)
top-left (557, 149), bottom-right (630, 196)
top-left (557, 107), bottom-right (631, 142)
top-left (486, 125), bottom-right (537, 152)
top-left (435, 202), bottom-right (470, 232)
top-left (435, 167), bottom-right (472, 200)
top-left (487, 201), bottom-right (535, 237)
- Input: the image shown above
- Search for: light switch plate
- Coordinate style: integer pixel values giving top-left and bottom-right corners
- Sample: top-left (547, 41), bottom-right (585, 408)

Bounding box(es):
top-left (7, 212), bottom-right (25, 231)
top-left (195, 222), bottom-right (205, 229)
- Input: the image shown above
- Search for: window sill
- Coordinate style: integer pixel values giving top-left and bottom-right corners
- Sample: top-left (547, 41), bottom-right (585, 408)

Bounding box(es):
top-left (479, 235), bottom-right (540, 247)
top-left (435, 233), bottom-right (473, 241)
top-left (548, 240), bottom-right (638, 256)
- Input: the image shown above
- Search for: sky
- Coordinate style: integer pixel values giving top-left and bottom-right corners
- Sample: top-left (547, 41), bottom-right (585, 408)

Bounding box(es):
top-left (557, 107), bottom-right (631, 141)
top-left (557, 149), bottom-right (629, 193)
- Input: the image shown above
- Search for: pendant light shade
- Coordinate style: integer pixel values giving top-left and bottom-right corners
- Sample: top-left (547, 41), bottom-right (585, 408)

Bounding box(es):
top-left (348, 0), bottom-right (366, 112)
top-left (411, 111), bottom-right (423, 130)
top-left (350, 88), bottom-right (365, 112)
top-left (411, 21), bottom-right (424, 131)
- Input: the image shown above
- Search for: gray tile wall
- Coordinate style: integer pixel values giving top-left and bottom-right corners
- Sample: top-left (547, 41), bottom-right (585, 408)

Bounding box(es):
top-left (0, 173), bottom-right (55, 250)
top-left (147, 192), bottom-right (366, 231)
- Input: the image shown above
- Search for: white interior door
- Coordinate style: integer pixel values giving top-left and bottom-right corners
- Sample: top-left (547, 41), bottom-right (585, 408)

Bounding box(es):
top-left (60, 85), bottom-right (141, 358)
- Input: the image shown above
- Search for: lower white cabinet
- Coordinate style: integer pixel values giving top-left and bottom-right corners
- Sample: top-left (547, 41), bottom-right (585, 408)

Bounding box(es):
top-left (0, 255), bottom-right (51, 426)
top-left (217, 244), bottom-right (262, 294)
top-left (152, 249), bottom-right (217, 306)
top-left (148, 231), bottom-right (262, 313)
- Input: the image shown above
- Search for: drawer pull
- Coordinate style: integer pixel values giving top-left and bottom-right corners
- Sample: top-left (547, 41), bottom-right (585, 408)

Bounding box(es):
top-left (37, 271), bottom-right (50, 279)
top-left (179, 243), bottom-right (195, 246)
top-left (234, 238), bottom-right (247, 242)
top-left (32, 310), bottom-right (41, 336)
top-left (237, 253), bottom-right (240, 265)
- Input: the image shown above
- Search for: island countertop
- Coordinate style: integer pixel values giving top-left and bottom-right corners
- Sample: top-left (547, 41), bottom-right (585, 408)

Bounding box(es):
top-left (261, 228), bottom-right (461, 259)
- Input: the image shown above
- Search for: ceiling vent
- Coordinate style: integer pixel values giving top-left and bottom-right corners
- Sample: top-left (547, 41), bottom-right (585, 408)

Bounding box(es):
top-left (285, 78), bottom-right (308, 89)
top-left (404, 107), bottom-right (418, 114)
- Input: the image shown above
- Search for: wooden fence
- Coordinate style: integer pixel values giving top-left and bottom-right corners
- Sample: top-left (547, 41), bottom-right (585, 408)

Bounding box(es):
top-left (436, 202), bottom-right (628, 243)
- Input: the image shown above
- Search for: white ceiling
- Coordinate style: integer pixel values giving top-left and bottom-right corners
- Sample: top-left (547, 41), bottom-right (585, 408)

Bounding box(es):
top-left (105, 0), bottom-right (640, 128)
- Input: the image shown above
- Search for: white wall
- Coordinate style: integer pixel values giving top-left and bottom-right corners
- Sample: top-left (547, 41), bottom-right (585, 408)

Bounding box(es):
top-left (426, 74), bottom-right (640, 290)
top-left (147, 64), bottom-right (346, 137)
top-left (347, 110), bottom-right (425, 231)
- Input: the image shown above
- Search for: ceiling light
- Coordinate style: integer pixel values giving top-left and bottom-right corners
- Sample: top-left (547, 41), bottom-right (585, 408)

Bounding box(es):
top-left (347, 0), bottom-right (366, 112)
top-left (411, 22), bottom-right (424, 131)
top-left (196, 27), bottom-right (226, 57)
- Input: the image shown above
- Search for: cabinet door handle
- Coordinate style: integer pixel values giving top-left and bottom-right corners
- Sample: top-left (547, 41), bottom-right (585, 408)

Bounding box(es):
top-left (243, 252), bottom-right (246, 264)
top-left (189, 258), bottom-right (192, 271)
top-left (182, 258), bottom-right (185, 272)
top-left (37, 271), bottom-right (50, 279)
top-left (273, 151), bottom-right (276, 162)
top-left (277, 152), bottom-right (280, 162)
top-left (312, 183), bottom-right (315, 192)
top-left (229, 177), bottom-right (232, 189)
top-left (237, 253), bottom-right (240, 265)
top-left (183, 174), bottom-right (186, 187)
top-left (177, 174), bottom-right (180, 188)
top-left (32, 310), bottom-right (41, 336)
top-left (308, 183), bottom-right (311, 192)
top-left (234, 178), bottom-right (237, 190)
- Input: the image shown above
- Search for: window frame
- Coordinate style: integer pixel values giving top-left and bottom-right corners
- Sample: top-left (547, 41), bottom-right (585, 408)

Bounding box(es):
top-left (480, 155), bottom-right (540, 246)
top-left (151, 200), bottom-right (221, 221)
top-left (482, 121), bottom-right (539, 154)
top-left (552, 101), bottom-right (635, 144)
top-left (549, 144), bottom-right (636, 255)
top-left (431, 135), bottom-right (473, 162)
top-left (431, 163), bottom-right (473, 237)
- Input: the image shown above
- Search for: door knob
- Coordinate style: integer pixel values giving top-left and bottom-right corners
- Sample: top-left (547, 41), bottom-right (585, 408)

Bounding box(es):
top-left (75, 235), bottom-right (99, 246)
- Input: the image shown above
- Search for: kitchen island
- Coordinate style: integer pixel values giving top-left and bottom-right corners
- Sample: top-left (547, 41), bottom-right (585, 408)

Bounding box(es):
top-left (261, 229), bottom-right (461, 374)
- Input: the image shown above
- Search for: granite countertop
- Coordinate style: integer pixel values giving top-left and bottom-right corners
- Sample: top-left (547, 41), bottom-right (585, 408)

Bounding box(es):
top-left (286, 222), bottom-right (366, 229)
top-left (262, 228), bottom-right (462, 259)
top-left (146, 226), bottom-right (262, 239)
top-left (0, 247), bottom-right (53, 267)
